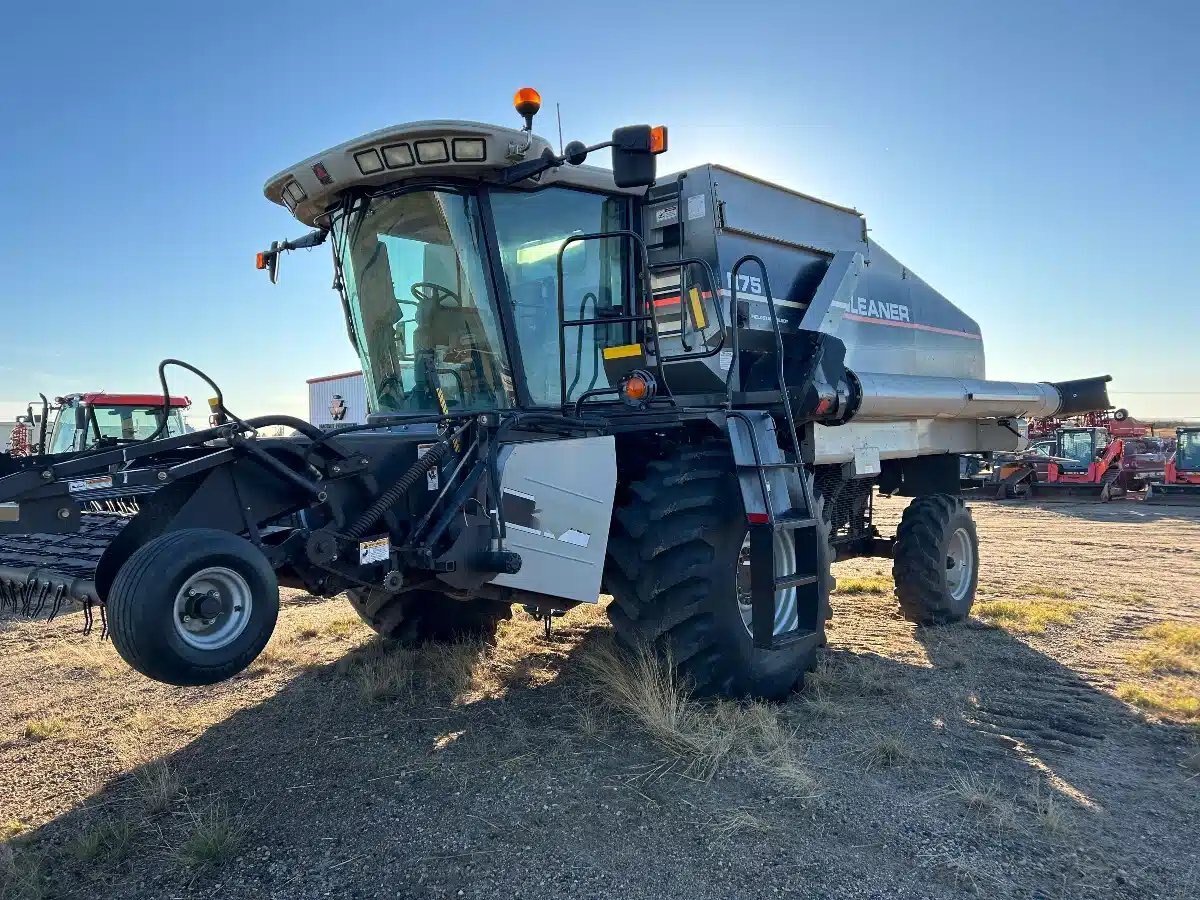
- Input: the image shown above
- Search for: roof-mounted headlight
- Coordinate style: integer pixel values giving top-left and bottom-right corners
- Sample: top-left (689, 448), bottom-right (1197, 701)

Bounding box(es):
top-left (382, 143), bottom-right (414, 168)
top-left (415, 139), bottom-right (449, 164)
top-left (354, 149), bottom-right (385, 175)
top-left (452, 138), bottom-right (487, 162)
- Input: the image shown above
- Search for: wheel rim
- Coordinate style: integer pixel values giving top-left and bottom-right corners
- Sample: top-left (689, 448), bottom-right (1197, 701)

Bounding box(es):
top-left (944, 527), bottom-right (975, 604)
top-left (736, 530), bottom-right (799, 637)
top-left (172, 566), bottom-right (254, 651)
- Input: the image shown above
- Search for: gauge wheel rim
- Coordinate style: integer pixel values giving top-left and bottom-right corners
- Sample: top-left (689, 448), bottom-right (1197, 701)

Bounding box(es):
top-left (171, 566), bottom-right (254, 651)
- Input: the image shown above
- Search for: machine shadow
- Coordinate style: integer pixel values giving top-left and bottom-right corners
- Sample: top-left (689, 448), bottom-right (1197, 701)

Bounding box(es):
top-left (9, 605), bottom-right (1198, 899)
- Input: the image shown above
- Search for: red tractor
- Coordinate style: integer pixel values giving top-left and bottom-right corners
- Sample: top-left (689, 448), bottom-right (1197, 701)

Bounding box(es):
top-left (1145, 427), bottom-right (1200, 504)
top-left (3, 393), bottom-right (191, 462)
top-left (993, 425), bottom-right (1170, 500)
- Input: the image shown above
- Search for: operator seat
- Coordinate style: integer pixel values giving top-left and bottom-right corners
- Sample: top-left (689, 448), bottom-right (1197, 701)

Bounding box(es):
top-left (411, 290), bottom-right (490, 405)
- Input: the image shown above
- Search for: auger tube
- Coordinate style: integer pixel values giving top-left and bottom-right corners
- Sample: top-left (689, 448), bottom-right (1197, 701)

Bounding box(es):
top-left (846, 374), bottom-right (1112, 422)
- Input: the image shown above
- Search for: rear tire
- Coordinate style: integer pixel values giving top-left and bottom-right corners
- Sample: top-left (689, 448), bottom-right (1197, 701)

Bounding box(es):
top-left (605, 439), bottom-right (831, 700)
top-left (108, 529), bottom-right (279, 686)
top-left (893, 495), bottom-right (979, 624)
top-left (348, 588), bottom-right (512, 644)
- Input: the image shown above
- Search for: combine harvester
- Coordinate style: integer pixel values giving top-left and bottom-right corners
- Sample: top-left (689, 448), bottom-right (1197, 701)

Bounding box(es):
top-left (0, 90), bottom-right (1113, 698)
top-left (1145, 427), bottom-right (1200, 504)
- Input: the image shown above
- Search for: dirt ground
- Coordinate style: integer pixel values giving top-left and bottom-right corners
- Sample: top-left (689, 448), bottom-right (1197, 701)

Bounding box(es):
top-left (2, 497), bottom-right (1199, 900)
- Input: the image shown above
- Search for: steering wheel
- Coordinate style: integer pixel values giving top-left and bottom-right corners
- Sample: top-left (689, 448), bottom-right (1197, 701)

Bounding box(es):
top-left (411, 282), bottom-right (461, 308)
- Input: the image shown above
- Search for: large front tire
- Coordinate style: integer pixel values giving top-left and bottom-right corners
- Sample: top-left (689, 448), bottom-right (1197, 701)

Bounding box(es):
top-left (892, 495), bottom-right (979, 624)
top-left (605, 440), bottom-right (831, 700)
top-left (107, 529), bottom-right (280, 686)
top-left (348, 588), bottom-right (512, 644)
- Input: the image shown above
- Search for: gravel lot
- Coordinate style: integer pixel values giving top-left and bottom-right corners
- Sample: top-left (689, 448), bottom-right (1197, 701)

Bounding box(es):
top-left (2, 496), bottom-right (1198, 899)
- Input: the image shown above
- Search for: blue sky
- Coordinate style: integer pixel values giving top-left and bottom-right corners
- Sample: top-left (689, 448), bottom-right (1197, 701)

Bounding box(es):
top-left (1, 0), bottom-right (1197, 422)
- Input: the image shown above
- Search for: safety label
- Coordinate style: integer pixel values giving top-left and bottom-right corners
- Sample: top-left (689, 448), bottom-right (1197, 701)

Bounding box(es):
top-left (359, 536), bottom-right (390, 565)
top-left (68, 475), bottom-right (113, 493)
top-left (417, 444), bottom-right (439, 490)
top-left (687, 194), bottom-right (706, 220)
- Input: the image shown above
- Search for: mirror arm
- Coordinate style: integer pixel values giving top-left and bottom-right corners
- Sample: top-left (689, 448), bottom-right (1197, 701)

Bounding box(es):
top-left (495, 139), bottom-right (616, 186)
top-left (278, 228), bottom-right (328, 252)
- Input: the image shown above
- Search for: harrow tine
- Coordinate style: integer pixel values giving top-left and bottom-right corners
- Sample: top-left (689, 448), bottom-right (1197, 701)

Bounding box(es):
top-left (82, 598), bottom-right (93, 635)
top-left (31, 583), bottom-right (51, 618)
top-left (47, 584), bottom-right (67, 621)
top-left (21, 581), bottom-right (35, 617)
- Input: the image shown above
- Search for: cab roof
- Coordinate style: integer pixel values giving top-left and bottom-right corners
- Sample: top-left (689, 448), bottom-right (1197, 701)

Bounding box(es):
top-left (70, 393), bottom-right (190, 409)
top-left (264, 119), bottom-right (634, 227)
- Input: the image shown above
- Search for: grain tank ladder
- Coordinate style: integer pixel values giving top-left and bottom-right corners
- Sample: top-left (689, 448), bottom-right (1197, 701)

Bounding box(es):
top-left (726, 255), bottom-right (824, 651)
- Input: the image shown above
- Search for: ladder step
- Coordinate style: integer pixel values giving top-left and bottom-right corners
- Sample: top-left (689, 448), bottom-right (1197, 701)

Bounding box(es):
top-left (775, 573), bottom-right (819, 590)
top-left (773, 514), bottom-right (817, 530)
top-left (737, 461), bottom-right (801, 470)
top-left (768, 628), bottom-right (821, 650)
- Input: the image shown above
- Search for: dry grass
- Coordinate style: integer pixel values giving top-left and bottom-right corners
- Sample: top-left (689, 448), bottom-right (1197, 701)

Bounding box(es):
top-left (0, 843), bottom-right (45, 900)
top-left (353, 645), bottom-right (417, 702)
top-left (1014, 583), bottom-right (1075, 601)
top-left (20, 719), bottom-right (72, 742)
top-left (1027, 780), bottom-right (1071, 835)
top-left (802, 653), bottom-right (909, 700)
top-left (1116, 682), bottom-right (1200, 722)
top-left (135, 761), bottom-right (182, 815)
top-left (851, 732), bottom-right (915, 771)
top-left (973, 599), bottom-right (1083, 634)
top-left (1126, 646), bottom-right (1199, 676)
top-left (67, 817), bottom-right (134, 865)
top-left (0, 822), bottom-right (23, 841)
top-left (175, 801), bottom-right (240, 869)
top-left (1145, 622), bottom-right (1200, 654)
top-left (835, 576), bottom-right (893, 596)
top-left (710, 808), bottom-right (770, 837)
top-left (948, 774), bottom-right (1020, 830)
top-left (1125, 621), bottom-right (1200, 675)
top-left (578, 638), bottom-right (814, 789)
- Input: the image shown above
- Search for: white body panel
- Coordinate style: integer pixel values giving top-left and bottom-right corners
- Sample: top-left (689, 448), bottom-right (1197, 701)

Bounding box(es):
top-left (492, 436), bottom-right (616, 604)
top-left (814, 419), bottom-right (1023, 465)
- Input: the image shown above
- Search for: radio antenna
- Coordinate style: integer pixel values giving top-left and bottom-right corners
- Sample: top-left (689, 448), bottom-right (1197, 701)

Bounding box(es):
top-left (556, 102), bottom-right (564, 154)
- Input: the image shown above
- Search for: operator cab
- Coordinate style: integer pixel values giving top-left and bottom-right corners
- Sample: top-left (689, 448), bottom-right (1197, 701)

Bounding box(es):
top-left (47, 393), bottom-right (190, 454)
top-left (260, 90), bottom-right (669, 417)
top-left (1177, 428), bottom-right (1200, 473)
top-left (1056, 427), bottom-right (1107, 471)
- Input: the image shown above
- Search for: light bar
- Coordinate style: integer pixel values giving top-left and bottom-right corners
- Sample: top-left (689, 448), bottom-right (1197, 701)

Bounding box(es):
top-left (354, 149), bottom-right (384, 175)
top-left (415, 139), bottom-right (449, 164)
top-left (382, 143), bottom-right (414, 168)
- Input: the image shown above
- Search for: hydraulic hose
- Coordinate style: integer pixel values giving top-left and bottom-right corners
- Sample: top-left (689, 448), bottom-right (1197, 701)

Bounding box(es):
top-left (342, 420), bottom-right (472, 541)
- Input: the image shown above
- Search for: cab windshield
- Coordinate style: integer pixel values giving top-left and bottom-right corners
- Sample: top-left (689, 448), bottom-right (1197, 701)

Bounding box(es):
top-left (49, 405), bottom-right (186, 454)
top-left (1058, 430), bottom-right (1098, 469)
top-left (332, 190), bottom-right (514, 414)
top-left (1178, 431), bottom-right (1200, 471)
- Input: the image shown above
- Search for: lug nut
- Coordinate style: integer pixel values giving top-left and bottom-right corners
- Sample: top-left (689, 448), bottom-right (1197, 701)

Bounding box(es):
top-left (57, 508), bottom-right (70, 520)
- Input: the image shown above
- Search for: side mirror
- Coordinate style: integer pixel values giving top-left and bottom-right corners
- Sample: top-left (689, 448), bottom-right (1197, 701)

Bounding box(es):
top-left (610, 125), bottom-right (668, 189)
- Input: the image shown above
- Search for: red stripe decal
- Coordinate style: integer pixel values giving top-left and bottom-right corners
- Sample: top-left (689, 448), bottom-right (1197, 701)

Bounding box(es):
top-left (843, 313), bottom-right (982, 340)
